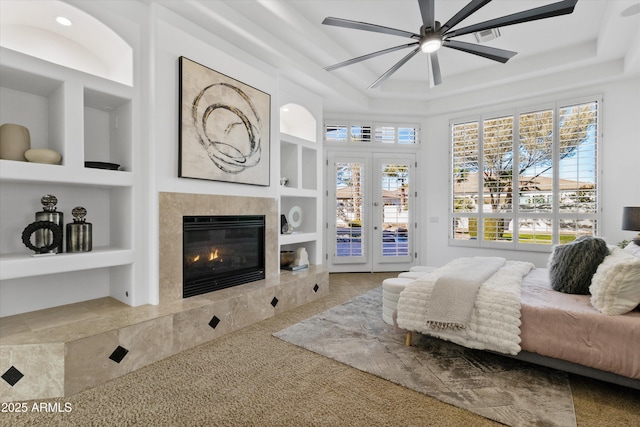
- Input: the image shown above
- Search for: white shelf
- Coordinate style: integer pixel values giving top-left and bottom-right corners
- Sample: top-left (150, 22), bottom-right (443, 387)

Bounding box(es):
top-left (0, 160), bottom-right (134, 187)
top-left (279, 232), bottom-right (318, 245)
top-left (0, 247), bottom-right (134, 280)
top-left (279, 186), bottom-right (317, 198)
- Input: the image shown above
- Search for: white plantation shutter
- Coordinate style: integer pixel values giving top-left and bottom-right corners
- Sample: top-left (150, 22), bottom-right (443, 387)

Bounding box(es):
top-left (482, 116), bottom-right (514, 244)
top-left (555, 100), bottom-right (599, 240)
top-left (517, 109), bottom-right (555, 244)
top-left (518, 109), bottom-right (554, 213)
top-left (374, 126), bottom-right (395, 144)
top-left (557, 101), bottom-right (598, 214)
top-left (451, 122), bottom-right (479, 241)
top-left (482, 116), bottom-right (514, 214)
top-left (350, 125), bottom-right (371, 143)
top-left (449, 98), bottom-right (600, 250)
top-left (325, 124), bottom-right (347, 142)
top-left (325, 123), bottom-right (419, 144)
top-left (398, 127), bottom-right (418, 144)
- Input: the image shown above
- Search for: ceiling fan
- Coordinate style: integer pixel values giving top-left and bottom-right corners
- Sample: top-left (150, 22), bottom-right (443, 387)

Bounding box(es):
top-left (322, 0), bottom-right (579, 88)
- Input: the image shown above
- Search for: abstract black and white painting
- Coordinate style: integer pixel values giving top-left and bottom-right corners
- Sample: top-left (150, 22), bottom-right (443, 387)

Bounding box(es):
top-left (179, 56), bottom-right (270, 186)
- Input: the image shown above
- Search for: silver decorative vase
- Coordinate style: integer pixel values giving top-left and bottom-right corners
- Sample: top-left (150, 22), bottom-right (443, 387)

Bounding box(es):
top-left (35, 194), bottom-right (64, 253)
top-left (66, 206), bottom-right (92, 252)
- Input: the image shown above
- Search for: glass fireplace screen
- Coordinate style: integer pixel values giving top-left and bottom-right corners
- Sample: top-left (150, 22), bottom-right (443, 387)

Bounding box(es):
top-left (183, 215), bottom-right (265, 298)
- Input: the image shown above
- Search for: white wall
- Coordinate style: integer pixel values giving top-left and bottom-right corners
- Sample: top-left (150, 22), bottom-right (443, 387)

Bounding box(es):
top-left (142, 4), bottom-right (282, 303)
top-left (151, 6), bottom-right (279, 197)
top-left (419, 77), bottom-right (640, 268)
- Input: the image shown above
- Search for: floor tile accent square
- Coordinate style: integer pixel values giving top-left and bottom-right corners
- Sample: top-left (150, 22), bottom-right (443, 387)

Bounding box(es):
top-left (208, 315), bottom-right (221, 329)
top-left (1, 366), bottom-right (24, 386)
top-left (109, 346), bottom-right (129, 364)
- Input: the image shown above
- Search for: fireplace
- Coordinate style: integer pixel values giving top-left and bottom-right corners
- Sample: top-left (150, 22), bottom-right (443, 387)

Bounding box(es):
top-left (183, 215), bottom-right (265, 298)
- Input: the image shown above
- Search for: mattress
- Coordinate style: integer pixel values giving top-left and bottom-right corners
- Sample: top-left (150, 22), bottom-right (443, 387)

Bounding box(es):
top-left (520, 268), bottom-right (640, 380)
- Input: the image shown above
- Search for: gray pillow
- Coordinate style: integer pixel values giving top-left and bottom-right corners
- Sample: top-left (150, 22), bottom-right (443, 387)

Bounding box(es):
top-left (548, 236), bottom-right (609, 294)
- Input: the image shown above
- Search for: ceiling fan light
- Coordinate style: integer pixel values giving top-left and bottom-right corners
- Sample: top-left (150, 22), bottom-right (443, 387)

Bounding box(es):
top-left (420, 36), bottom-right (442, 53)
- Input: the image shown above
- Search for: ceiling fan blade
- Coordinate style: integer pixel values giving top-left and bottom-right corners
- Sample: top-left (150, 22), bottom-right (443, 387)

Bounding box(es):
top-left (443, 39), bottom-right (517, 63)
top-left (444, 0), bottom-right (578, 38)
top-left (324, 43), bottom-right (419, 71)
top-left (418, 0), bottom-right (435, 29)
top-left (440, 0), bottom-right (493, 33)
top-left (429, 52), bottom-right (442, 87)
top-left (369, 47), bottom-right (421, 89)
top-left (322, 17), bottom-right (419, 39)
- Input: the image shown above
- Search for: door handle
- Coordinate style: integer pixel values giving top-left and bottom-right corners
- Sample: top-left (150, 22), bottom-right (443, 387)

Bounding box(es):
top-left (373, 202), bottom-right (379, 206)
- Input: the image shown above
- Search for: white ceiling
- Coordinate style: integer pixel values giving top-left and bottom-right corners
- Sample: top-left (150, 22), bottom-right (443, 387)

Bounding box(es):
top-left (3, 0), bottom-right (637, 115)
top-left (169, 0), bottom-right (640, 115)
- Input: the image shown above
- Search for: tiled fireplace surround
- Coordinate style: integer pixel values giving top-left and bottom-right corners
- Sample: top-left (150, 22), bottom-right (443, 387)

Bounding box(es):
top-left (0, 192), bottom-right (328, 402)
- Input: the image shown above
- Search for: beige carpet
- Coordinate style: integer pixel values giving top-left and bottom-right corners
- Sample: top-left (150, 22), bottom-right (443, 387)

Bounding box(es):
top-left (2, 272), bottom-right (639, 427)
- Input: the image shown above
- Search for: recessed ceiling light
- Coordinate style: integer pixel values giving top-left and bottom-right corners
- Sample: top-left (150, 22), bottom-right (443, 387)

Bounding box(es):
top-left (281, 107), bottom-right (290, 112)
top-left (56, 16), bottom-right (72, 27)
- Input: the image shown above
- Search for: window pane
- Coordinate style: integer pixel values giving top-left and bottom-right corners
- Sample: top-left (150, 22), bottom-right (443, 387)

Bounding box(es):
top-left (375, 126), bottom-right (395, 143)
top-left (452, 122), bottom-right (479, 214)
top-left (558, 101), bottom-right (598, 213)
top-left (398, 127), bottom-right (418, 144)
top-left (350, 125), bottom-right (371, 143)
top-left (519, 109), bottom-right (554, 213)
top-left (517, 218), bottom-right (553, 244)
top-left (483, 217), bottom-right (512, 242)
top-left (451, 217), bottom-right (474, 241)
top-left (558, 218), bottom-right (597, 241)
top-left (335, 162), bottom-right (364, 257)
top-left (483, 116), bottom-right (514, 213)
top-left (326, 124), bottom-right (347, 142)
top-left (381, 163), bottom-right (410, 257)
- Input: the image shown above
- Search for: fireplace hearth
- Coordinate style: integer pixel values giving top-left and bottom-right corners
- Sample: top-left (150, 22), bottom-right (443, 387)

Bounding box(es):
top-left (183, 215), bottom-right (265, 298)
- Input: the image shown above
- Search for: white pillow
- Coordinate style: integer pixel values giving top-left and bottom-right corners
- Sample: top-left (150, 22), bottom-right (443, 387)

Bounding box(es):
top-left (590, 247), bottom-right (640, 315)
top-left (624, 241), bottom-right (640, 258)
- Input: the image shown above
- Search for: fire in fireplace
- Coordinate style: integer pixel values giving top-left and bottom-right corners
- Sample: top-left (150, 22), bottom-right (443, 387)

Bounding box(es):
top-left (183, 215), bottom-right (265, 298)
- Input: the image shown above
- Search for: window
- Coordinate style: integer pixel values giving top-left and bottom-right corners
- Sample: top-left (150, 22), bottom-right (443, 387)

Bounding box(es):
top-left (325, 124), bottom-right (348, 142)
top-left (325, 122), bottom-right (419, 145)
top-left (398, 127), bottom-right (419, 145)
top-left (351, 125), bottom-right (372, 143)
top-left (450, 98), bottom-right (600, 251)
top-left (375, 126), bottom-right (395, 144)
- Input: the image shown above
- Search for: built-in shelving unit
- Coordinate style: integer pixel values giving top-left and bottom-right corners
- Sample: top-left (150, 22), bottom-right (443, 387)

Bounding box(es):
top-left (0, 47), bottom-right (136, 317)
top-left (278, 124), bottom-right (322, 266)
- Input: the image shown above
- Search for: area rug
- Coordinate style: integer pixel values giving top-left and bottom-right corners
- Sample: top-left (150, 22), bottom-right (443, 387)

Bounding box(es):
top-left (273, 287), bottom-right (576, 427)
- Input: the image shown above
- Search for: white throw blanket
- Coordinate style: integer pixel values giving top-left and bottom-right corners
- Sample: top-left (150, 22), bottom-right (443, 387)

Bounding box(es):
top-left (425, 257), bottom-right (505, 329)
top-left (396, 257), bottom-right (534, 355)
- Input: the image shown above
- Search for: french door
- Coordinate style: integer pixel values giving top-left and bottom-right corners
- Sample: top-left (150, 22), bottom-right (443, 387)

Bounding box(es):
top-left (327, 151), bottom-right (416, 272)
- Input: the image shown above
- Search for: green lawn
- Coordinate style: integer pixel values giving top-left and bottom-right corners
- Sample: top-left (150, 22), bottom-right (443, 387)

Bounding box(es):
top-left (501, 233), bottom-right (576, 244)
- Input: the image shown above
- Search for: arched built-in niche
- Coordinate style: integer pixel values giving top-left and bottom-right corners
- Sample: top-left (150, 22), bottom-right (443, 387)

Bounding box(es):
top-left (280, 103), bottom-right (316, 142)
top-left (0, 0), bottom-right (132, 85)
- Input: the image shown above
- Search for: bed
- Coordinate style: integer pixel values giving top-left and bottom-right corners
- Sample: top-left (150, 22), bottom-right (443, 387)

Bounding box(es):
top-left (395, 241), bottom-right (640, 390)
